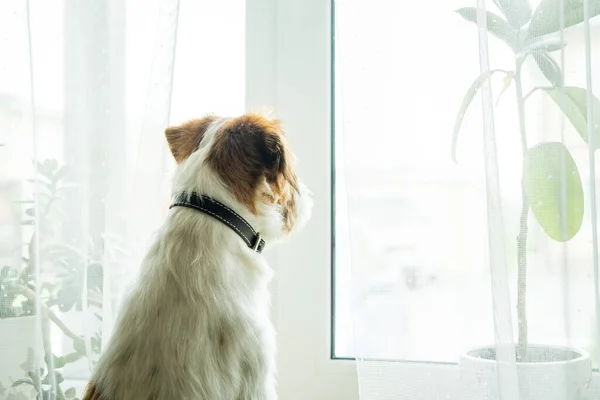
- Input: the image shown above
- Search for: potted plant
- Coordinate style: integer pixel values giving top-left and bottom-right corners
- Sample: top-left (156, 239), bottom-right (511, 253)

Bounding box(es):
top-left (452, 0), bottom-right (600, 398)
top-left (0, 160), bottom-right (104, 400)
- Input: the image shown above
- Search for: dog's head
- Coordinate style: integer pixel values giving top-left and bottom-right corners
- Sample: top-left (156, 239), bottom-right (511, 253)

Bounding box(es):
top-left (165, 112), bottom-right (312, 243)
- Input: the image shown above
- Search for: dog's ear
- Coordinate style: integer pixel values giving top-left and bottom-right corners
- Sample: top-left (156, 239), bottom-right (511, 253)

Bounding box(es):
top-left (207, 113), bottom-right (297, 213)
top-left (165, 116), bottom-right (217, 163)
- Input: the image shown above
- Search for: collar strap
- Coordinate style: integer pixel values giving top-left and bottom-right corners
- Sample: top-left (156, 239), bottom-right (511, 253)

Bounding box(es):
top-left (170, 192), bottom-right (266, 254)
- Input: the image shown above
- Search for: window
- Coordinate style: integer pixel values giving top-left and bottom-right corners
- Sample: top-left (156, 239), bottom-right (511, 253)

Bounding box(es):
top-left (325, 1), bottom-right (600, 397)
top-left (332, 0), bottom-right (497, 363)
top-left (332, 0), bottom-right (600, 368)
top-left (9, 0), bottom-right (600, 398)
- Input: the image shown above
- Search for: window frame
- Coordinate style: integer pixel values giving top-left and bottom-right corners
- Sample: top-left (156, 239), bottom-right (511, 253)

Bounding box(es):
top-left (245, 0), bottom-right (359, 398)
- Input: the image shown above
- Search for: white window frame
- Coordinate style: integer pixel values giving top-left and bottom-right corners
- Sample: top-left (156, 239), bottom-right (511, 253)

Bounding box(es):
top-left (246, 0), bottom-right (359, 398)
top-left (246, 0), bottom-right (600, 399)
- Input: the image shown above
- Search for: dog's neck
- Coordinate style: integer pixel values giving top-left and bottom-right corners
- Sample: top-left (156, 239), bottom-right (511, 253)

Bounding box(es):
top-left (170, 192), bottom-right (266, 253)
top-left (170, 151), bottom-right (287, 248)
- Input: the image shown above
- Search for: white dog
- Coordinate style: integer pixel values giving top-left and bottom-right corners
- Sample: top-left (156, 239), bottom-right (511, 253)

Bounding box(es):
top-left (83, 113), bottom-right (312, 399)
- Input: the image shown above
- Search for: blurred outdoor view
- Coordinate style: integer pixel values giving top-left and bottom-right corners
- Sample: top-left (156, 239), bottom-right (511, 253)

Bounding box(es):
top-left (333, 0), bottom-right (600, 365)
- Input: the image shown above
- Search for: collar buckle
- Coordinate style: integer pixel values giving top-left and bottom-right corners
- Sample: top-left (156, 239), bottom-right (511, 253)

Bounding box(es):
top-left (252, 233), bottom-right (262, 252)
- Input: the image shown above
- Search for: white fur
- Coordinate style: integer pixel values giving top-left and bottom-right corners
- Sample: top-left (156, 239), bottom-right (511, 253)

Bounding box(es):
top-left (89, 118), bottom-right (312, 399)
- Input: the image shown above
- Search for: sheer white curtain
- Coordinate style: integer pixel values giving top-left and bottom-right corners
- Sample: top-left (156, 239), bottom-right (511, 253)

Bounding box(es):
top-left (0, 1), bottom-right (179, 398)
top-left (335, 0), bottom-right (600, 398)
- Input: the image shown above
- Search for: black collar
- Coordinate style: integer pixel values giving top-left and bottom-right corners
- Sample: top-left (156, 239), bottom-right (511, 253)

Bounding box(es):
top-left (169, 192), bottom-right (266, 254)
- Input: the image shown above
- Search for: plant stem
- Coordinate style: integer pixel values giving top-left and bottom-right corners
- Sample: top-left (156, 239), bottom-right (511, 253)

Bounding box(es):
top-left (523, 86), bottom-right (552, 102)
top-left (514, 66), bottom-right (529, 361)
top-left (16, 284), bottom-right (85, 346)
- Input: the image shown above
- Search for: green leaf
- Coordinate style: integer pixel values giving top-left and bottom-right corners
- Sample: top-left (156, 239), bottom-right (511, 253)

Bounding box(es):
top-left (73, 338), bottom-right (86, 354)
top-left (87, 263), bottom-right (103, 292)
top-left (27, 371), bottom-right (41, 388)
top-left (531, 51), bottom-right (563, 87)
top-left (53, 165), bottom-right (69, 185)
top-left (34, 161), bottom-right (54, 182)
top-left (53, 355), bottom-right (67, 369)
top-left (41, 371), bottom-right (63, 385)
top-left (65, 388), bottom-right (76, 399)
top-left (91, 333), bottom-right (102, 354)
top-left (11, 378), bottom-right (35, 388)
top-left (456, 8), bottom-right (517, 49)
top-left (520, 35), bottom-right (566, 53)
top-left (543, 86), bottom-right (600, 148)
top-left (452, 69), bottom-right (511, 162)
top-left (56, 280), bottom-right (82, 312)
top-left (523, 142), bottom-right (584, 242)
top-left (62, 351), bottom-right (84, 364)
top-left (43, 159), bottom-right (58, 174)
top-left (492, 0), bottom-right (532, 28)
top-left (7, 392), bottom-right (30, 400)
top-left (527, 0), bottom-right (600, 40)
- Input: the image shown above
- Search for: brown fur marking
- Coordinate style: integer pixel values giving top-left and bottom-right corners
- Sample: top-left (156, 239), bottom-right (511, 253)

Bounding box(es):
top-left (206, 114), bottom-right (298, 220)
top-left (165, 115), bottom-right (217, 163)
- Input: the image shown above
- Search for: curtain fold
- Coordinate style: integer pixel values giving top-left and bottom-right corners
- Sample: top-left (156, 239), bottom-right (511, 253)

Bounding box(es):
top-left (0, 0), bottom-right (179, 398)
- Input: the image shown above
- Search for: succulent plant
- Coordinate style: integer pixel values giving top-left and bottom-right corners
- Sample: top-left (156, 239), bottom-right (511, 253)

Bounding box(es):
top-left (0, 159), bottom-right (104, 399)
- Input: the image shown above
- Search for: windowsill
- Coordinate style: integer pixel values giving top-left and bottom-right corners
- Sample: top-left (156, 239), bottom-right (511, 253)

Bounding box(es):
top-left (352, 360), bottom-right (600, 399)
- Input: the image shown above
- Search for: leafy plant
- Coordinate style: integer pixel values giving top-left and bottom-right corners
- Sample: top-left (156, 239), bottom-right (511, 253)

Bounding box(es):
top-left (0, 159), bottom-right (104, 399)
top-left (6, 350), bottom-right (80, 400)
top-left (453, 0), bottom-right (600, 359)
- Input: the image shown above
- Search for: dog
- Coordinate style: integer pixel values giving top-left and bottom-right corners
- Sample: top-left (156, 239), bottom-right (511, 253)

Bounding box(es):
top-left (82, 112), bottom-right (312, 399)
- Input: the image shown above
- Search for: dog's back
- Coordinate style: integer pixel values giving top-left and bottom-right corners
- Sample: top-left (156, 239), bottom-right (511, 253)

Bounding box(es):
top-left (85, 210), bottom-right (275, 399)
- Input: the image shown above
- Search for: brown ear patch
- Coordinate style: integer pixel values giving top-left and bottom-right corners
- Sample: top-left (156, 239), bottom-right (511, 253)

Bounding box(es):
top-left (206, 113), bottom-right (298, 214)
top-left (165, 115), bottom-right (218, 163)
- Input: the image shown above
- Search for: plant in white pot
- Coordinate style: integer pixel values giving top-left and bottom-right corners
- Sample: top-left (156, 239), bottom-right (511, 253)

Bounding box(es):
top-left (0, 160), bottom-right (104, 400)
top-left (452, 0), bottom-right (600, 398)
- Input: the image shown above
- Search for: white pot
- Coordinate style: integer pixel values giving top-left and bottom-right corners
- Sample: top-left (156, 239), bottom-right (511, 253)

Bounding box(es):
top-left (459, 344), bottom-right (592, 400)
top-left (0, 316), bottom-right (39, 399)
